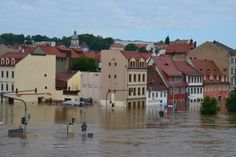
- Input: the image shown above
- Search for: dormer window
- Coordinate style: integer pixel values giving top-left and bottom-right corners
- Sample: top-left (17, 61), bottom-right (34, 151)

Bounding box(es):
top-left (11, 58), bottom-right (15, 65)
top-left (5, 58), bottom-right (10, 65)
top-left (0, 58), bottom-right (4, 65)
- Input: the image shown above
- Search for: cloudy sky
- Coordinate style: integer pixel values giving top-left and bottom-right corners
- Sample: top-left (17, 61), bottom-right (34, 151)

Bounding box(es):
top-left (0, 0), bottom-right (236, 47)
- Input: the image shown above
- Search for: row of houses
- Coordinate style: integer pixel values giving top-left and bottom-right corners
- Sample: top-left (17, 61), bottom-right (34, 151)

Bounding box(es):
top-left (0, 37), bottom-right (234, 107)
top-left (0, 43), bottom-right (101, 102)
top-left (101, 40), bottom-right (233, 108)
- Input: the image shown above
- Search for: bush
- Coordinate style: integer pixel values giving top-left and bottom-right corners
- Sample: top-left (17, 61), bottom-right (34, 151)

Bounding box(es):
top-left (200, 96), bottom-right (219, 115)
top-left (226, 88), bottom-right (236, 112)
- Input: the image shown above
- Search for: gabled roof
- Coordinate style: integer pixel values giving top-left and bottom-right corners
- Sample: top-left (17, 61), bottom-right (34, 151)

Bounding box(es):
top-left (82, 51), bottom-right (101, 61)
top-left (121, 51), bottom-right (151, 61)
top-left (147, 66), bottom-right (168, 91)
top-left (153, 56), bottom-right (182, 76)
top-left (166, 42), bottom-right (194, 54)
top-left (38, 45), bottom-right (65, 58)
top-left (174, 61), bottom-right (203, 76)
top-left (57, 47), bottom-right (79, 59)
top-left (191, 59), bottom-right (223, 77)
top-left (0, 51), bottom-right (29, 65)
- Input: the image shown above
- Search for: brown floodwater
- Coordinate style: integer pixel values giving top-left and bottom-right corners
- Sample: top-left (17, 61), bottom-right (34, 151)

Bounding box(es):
top-left (0, 102), bottom-right (236, 157)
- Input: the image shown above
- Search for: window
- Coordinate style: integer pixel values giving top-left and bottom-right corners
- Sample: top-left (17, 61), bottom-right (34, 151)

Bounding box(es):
top-left (45, 86), bottom-right (47, 89)
top-left (148, 90), bottom-right (151, 98)
top-left (156, 92), bottom-right (159, 98)
top-left (129, 74), bottom-right (132, 82)
top-left (231, 58), bottom-right (234, 64)
top-left (12, 71), bottom-right (14, 78)
top-left (138, 74), bottom-right (141, 82)
top-left (160, 92), bottom-right (163, 98)
top-left (174, 87), bottom-right (179, 94)
top-left (108, 75), bottom-right (111, 78)
top-left (142, 87), bottom-right (145, 95)
top-left (133, 88), bottom-right (136, 96)
top-left (200, 88), bottom-right (202, 94)
top-left (11, 84), bottom-right (14, 91)
top-left (142, 74), bottom-right (145, 82)
top-left (1, 71), bottom-right (3, 78)
top-left (170, 88), bottom-right (172, 95)
top-left (1, 84), bottom-right (3, 91)
top-left (6, 84), bottom-right (8, 91)
top-left (231, 68), bottom-right (234, 75)
top-left (138, 88), bottom-right (141, 95)
top-left (108, 62), bottom-right (111, 66)
top-left (180, 87), bottom-right (185, 94)
top-left (44, 74), bottom-right (47, 77)
top-left (152, 92), bottom-right (154, 98)
top-left (197, 88), bottom-right (199, 94)
top-left (114, 62), bottom-right (117, 66)
top-left (134, 74), bottom-right (136, 82)
top-left (114, 75), bottom-right (117, 79)
top-left (129, 88), bottom-right (132, 96)
top-left (6, 71), bottom-right (8, 78)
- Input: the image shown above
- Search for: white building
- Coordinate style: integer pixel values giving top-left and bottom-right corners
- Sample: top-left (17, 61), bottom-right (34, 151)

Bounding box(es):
top-left (146, 65), bottom-right (168, 107)
top-left (80, 72), bottom-right (101, 102)
top-left (175, 60), bottom-right (204, 102)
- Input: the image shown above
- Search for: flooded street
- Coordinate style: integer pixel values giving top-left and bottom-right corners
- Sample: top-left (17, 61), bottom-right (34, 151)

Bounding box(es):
top-left (0, 102), bottom-right (236, 157)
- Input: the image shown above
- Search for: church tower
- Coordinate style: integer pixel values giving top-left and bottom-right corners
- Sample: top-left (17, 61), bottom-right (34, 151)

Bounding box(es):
top-left (70, 31), bottom-right (80, 48)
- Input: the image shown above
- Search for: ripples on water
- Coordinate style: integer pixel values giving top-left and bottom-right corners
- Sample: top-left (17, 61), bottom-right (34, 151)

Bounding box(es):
top-left (0, 102), bottom-right (236, 157)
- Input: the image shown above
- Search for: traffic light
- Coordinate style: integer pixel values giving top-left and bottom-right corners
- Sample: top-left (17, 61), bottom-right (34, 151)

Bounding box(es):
top-left (21, 117), bottom-right (27, 125)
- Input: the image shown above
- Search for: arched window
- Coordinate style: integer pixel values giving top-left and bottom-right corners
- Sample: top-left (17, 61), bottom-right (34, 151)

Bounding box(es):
top-left (5, 58), bottom-right (10, 65)
top-left (11, 58), bottom-right (15, 65)
top-left (1, 58), bottom-right (4, 65)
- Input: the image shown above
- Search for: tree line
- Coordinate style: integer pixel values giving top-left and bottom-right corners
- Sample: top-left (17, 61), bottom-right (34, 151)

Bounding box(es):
top-left (0, 33), bottom-right (114, 51)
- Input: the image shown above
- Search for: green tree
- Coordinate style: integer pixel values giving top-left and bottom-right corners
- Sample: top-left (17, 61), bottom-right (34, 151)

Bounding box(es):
top-left (124, 43), bottom-right (137, 51)
top-left (226, 88), bottom-right (236, 112)
top-left (200, 96), bottom-right (219, 115)
top-left (165, 36), bottom-right (170, 45)
top-left (72, 56), bottom-right (98, 72)
top-left (138, 47), bottom-right (147, 52)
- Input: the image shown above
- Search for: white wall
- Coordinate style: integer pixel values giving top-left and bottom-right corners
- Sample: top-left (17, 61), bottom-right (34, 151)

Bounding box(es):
top-left (80, 72), bottom-right (101, 102)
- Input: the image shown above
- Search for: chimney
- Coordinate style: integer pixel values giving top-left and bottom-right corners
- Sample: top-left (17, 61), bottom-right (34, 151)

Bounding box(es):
top-left (65, 52), bottom-right (72, 73)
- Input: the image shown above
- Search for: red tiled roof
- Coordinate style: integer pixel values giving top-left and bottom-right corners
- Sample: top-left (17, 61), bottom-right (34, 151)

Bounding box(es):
top-left (71, 48), bottom-right (83, 53)
top-left (166, 43), bottom-right (194, 54)
top-left (39, 45), bottom-right (65, 58)
top-left (0, 52), bottom-right (29, 65)
top-left (121, 51), bottom-right (151, 61)
top-left (153, 56), bottom-right (182, 76)
top-left (57, 47), bottom-right (79, 59)
top-left (191, 60), bottom-right (222, 77)
top-left (174, 61), bottom-right (203, 76)
top-left (56, 72), bottom-right (76, 81)
top-left (147, 66), bottom-right (168, 91)
top-left (82, 51), bottom-right (101, 61)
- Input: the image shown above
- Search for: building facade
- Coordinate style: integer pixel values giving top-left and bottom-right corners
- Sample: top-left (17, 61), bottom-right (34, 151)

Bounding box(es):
top-left (0, 52), bottom-right (56, 102)
top-left (149, 56), bottom-right (187, 109)
top-left (101, 50), bottom-right (150, 107)
top-left (146, 65), bottom-right (168, 107)
top-left (175, 60), bottom-right (204, 102)
top-left (190, 59), bottom-right (229, 100)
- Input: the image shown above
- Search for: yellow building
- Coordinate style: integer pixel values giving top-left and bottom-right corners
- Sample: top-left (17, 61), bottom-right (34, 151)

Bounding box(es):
top-left (0, 52), bottom-right (56, 102)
